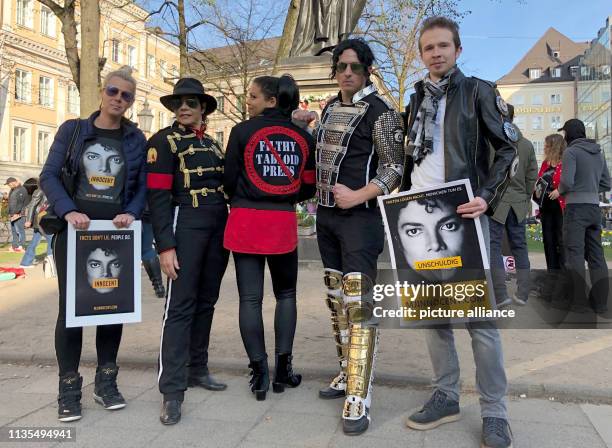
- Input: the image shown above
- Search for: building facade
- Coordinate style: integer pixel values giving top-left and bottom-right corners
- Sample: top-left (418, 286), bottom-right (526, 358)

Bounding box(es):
top-left (497, 28), bottom-right (588, 165)
top-left (577, 16), bottom-right (612, 164)
top-left (0, 0), bottom-right (179, 186)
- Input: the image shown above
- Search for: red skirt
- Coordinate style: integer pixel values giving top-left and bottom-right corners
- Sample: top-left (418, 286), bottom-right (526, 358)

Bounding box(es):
top-left (223, 207), bottom-right (298, 255)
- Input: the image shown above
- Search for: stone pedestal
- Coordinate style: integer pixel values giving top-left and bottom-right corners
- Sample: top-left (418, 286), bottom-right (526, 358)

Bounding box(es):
top-left (276, 55), bottom-right (338, 109)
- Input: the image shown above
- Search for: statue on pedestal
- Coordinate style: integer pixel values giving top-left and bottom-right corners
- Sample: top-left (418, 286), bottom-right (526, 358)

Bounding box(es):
top-left (289, 0), bottom-right (364, 57)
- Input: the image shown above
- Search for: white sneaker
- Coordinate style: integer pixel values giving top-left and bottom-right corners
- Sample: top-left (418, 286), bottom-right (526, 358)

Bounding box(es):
top-left (497, 297), bottom-right (512, 308)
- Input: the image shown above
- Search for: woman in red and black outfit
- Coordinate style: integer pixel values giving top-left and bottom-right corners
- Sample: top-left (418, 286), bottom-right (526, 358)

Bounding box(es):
top-left (223, 75), bottom-right (316, 400)
top-left (537, 133), bottom-right (566, 299)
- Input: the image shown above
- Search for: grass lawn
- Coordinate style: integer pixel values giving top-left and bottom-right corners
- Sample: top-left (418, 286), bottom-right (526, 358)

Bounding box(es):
top-left (527, 239), bottom-right (612, 259)
top-left (0, 242), bottom-right (49, 265)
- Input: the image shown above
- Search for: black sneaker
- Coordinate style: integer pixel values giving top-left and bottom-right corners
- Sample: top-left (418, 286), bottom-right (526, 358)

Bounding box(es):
top-left (58, 372), bottom-right (82, 422)
top-left (93, 364), bottom-right (126, 410)
top-left (481, 417), bottom-right (513, 448)
top-left (405, 390), bottom-right (460, 430)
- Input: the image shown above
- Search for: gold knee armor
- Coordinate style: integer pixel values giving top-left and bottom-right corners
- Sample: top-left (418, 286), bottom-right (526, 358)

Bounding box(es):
top-left (342, 272), bottom-right (377, 408)
top-left (324, 269), bottom-right (349, 370)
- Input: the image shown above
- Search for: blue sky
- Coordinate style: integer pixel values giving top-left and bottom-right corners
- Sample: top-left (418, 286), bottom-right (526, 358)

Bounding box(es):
top-left (457, 0), bottom-right (610, 82)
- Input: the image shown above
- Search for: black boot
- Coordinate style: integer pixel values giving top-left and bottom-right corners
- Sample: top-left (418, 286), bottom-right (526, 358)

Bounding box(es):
top-left (248, 358), bottom-right (269, 401)
top-left (93, 363), bottom-right (126, 410)
top-left (143, 257), bottom-right (165, 298)
top-left (273, 353), bottom-right (302, 393)
top-left (188, 366), bottom-right (227, 391)
top-left (160, 399), bottom-right (182, 425)
top-left (58, 372), bottom-right (82, 422)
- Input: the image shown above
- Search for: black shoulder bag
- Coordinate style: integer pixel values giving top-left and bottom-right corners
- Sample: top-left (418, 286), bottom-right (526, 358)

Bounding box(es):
top-left (39, 120), bottom-right (81, 235)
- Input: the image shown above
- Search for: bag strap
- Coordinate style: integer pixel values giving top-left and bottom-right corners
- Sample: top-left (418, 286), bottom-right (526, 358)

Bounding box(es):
top-left (64, 119), bottom-right (81, 174)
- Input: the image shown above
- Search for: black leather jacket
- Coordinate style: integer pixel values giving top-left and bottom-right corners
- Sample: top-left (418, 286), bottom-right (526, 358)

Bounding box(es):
top-left (400, 69), bottom-right (518, 213)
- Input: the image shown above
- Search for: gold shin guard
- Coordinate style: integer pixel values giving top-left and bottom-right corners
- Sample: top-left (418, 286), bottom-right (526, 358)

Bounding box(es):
top-left (342, 272), bottom-right (378, 421)
top-left (324, 268), bottom-right (348, 389)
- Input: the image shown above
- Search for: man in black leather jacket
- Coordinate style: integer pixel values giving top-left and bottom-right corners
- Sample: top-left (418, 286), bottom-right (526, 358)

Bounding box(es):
top-left (401, 17), bottom-right (517, 448)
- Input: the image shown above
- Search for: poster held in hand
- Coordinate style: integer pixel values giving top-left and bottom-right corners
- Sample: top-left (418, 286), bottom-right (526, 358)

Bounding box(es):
top-left (66, 220), bottom-right (142, 327)
top-left (378, 179), bottom-right (495, 326)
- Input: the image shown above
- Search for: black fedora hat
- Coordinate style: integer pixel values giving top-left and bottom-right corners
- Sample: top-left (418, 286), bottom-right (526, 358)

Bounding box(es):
top-left (160, 78), bottom-right (217, 115)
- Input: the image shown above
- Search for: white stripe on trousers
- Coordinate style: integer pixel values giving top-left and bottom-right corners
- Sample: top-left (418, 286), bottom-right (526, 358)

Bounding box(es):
top-left (157, 206), bottom-right (180, 383)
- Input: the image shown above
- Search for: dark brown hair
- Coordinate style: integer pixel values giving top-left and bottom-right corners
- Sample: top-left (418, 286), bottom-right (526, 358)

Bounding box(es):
top-left (418, 16), bottom-right (461, 54)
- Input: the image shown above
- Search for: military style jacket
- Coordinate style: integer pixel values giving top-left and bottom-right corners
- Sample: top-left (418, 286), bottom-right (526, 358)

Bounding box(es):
top-left (315, 83), bottom-right (404, 208)
top-left (146, 122), bottom-right (225, 252)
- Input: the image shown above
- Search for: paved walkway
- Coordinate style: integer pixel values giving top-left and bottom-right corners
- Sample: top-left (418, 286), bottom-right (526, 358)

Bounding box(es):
top-left (1, 362), bottom-right (612, 448)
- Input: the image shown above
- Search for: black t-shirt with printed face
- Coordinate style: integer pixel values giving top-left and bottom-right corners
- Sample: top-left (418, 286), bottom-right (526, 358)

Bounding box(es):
top-left (74, 126), bottom-right (125, 219)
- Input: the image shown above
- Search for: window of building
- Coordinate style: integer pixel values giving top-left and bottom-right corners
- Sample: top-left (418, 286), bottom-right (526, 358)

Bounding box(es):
top-left (551, 116), bottom-right (562, 129)
top-left (602, 65), bottom-right (611, 76)
top-left (551, 67), bottom-right (562, 78)
top-left (16, 0), bottom-right (33, 28)
top-left (570, 66), bottom-right (579, 77)
top-left (12, 126), bottom-right (28, 162)
top-left (532, 116), bottom-right (543, 130)
top-left (215, 131), bottom-right (224, 146)
top-left (552, 51), bottom-right (560, 59)
top-left (67, 84), bottom-right (79, 114)
top-left (216, 96), bottom-right (225, 113)
top-left (40, 5), bottom-right (55, 37)
top-left (236, 95), bottom-right (246, 114)
top-left (171, 65), bottom-right (178, 80)
top-left (582, 92), bottom-right (593, 103)
top-left (602, 90), bottom-right (611, 102)
top-left (111, 39), bottom-right (120, 63)
top-left (529, 68), bottom-right (542, 79)
top-left (147, 54), bottom-right (155, 78)
top-left (37, 130), bottom-right (51, 164)
top-left (158, 111), bottom-right (167, 130)
top-left (581, 66), bottom-right (590, 78)
top-left (513, 116), bottom-right (526, 131)
top-left (39, 76), bottom-right (53, 107)
top-left (512, 94), bottom-right (524, 105)
top-left (532, 94), bottom-right (543, 105)
top-left (550, 93), bottom-right (561, 104)
top-left (159, 60), bottom-right (167, 77)
top-left (127, 46), bottom-right (137, 68)
top-left (533, 141), bottom-right (544, 155)
top-left (15, 69), bottom-right (31, 102)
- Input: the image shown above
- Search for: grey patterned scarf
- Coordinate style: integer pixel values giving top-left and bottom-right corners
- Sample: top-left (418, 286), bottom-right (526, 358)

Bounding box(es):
top-left (409, 66), bottom-right (456, 165)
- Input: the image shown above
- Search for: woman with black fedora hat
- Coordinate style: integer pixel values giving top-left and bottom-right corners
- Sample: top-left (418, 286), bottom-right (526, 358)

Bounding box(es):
top-left (146, 77), bottom-right (229, 425)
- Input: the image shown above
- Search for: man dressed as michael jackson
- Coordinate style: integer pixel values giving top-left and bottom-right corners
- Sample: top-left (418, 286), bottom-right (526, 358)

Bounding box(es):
top-left (295, 38), bottom-right (404, 435)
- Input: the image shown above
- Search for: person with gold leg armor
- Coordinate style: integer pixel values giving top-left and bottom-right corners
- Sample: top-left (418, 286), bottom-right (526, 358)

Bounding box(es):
top-left (293, 38), bottom-right (404, 435)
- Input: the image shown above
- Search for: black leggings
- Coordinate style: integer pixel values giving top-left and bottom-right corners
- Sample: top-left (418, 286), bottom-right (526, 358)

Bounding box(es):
top-left (234, 250), bottom-right (298, 362)
top-left (54, 230), bottom-right (123, 376)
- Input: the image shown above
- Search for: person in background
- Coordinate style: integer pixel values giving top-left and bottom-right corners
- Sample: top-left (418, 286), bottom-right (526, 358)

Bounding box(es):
top-left (19, 180), bottom-right (54, 268)
top-left (557, 119), bottom-right (611, 313)
top-left (6, 177), bottom-right (28, 252)
top-left (537, 133), bottom-right (566, 300)
top-left (489, 104), bottom-right (538, 307)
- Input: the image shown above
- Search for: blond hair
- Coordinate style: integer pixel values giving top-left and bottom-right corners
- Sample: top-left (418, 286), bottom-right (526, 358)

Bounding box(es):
top-left (102, 65), bottom-right (137, 92)
top-left (544, 134), bottom-right (566, 165)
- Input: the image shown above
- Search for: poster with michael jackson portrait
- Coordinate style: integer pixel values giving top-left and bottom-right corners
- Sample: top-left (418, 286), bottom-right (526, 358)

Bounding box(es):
top-left (378, 179), bottom-right (495, 326)
top-left (66, 220), bottom-right (141, 327)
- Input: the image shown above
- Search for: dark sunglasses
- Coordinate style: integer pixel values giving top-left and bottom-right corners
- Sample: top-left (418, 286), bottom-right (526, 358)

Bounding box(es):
top-left (336, 62), bottom-right (367, 75)
top-left (104, 85), bottom-right (135, 102)
top-left (168, 97), bottom-right (201, 111)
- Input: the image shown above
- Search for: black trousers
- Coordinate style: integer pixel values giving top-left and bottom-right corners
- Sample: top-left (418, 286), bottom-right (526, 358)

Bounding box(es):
top-left (541, 200), bottom-right (564, 271)
top-left (234, 250), bottom-right (298, 363)
top-left (316, 206), bottom-right (384, 280)
top-left (562, 204), bottom-right (609, 311)
top-left (54, 229), bottom-right (123, 376)
top-left (158, 204), bottom-right (229, 401)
